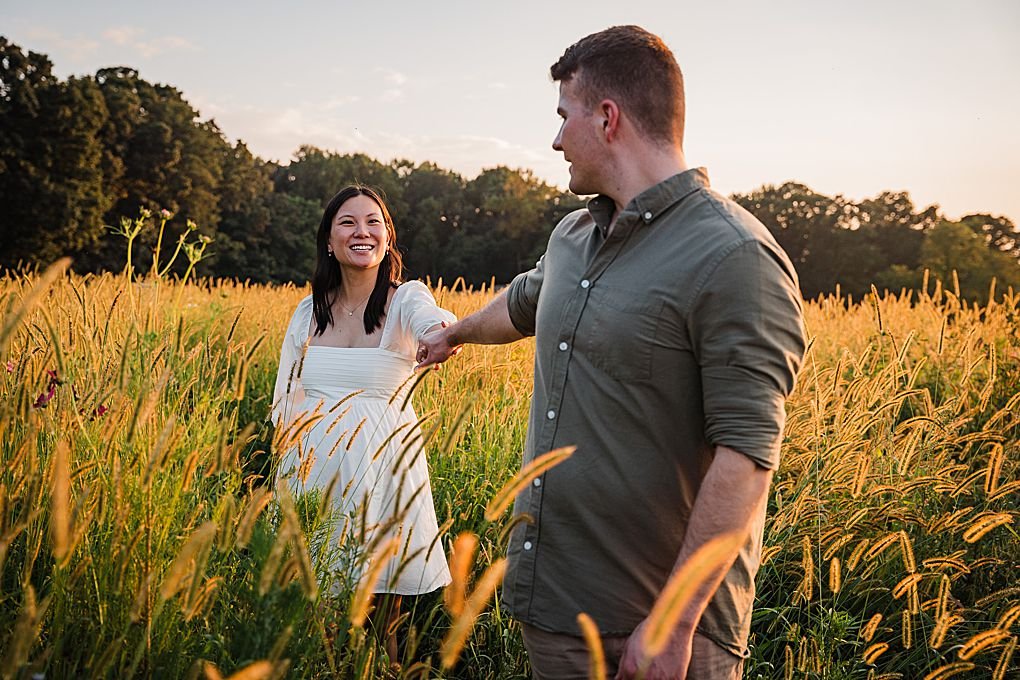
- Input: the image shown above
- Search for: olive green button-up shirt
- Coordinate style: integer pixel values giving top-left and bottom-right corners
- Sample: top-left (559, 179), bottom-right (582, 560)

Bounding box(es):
top-left (502, 168), bottom-right (805, 655)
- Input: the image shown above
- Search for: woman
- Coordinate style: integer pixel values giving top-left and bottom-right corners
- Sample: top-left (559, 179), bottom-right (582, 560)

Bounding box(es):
top-left (272, 185), bottom-right (453, 655)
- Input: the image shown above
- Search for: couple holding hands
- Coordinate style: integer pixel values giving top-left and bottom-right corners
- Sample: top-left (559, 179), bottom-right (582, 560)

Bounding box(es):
top-left (272, 25), bottom-right (805, 680)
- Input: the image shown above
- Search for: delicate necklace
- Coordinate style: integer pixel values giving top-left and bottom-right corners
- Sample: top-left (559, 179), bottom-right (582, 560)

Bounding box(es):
top-left (336, 294), bottom-right (371, 317)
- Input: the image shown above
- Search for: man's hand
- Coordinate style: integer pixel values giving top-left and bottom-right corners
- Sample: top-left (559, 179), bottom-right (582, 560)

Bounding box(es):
top-left (416, 321), bottom-right (462, 369)
top-left (615, 619), bottom-right (693, 680)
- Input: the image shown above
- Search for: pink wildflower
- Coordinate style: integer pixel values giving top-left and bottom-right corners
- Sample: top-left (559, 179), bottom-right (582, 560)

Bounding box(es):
top-left (32, 369), bottom-right (62, 409)
top-left (4, 360), bottom-right (13, 373)
top-left (33, 384), bottom-right (56, 408)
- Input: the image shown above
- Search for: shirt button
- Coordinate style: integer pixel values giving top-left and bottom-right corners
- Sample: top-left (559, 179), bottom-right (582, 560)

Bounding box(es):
top-left (533, 478), bottom-right (542, 487)
top-left (580, 279), bottom-right (590, 289)
top-left (546, 410), bottom-right (556, 420)
top-left (558, 341), bottom-right (568, 351)
top-left (523, 541), bottom-right (533, 551)
top-left (643, 211), bottom-right (653, 220)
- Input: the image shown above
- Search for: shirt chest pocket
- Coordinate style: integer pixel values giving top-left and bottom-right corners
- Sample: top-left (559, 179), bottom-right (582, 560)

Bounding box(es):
top-left (574, 286), bottom-right (664, 382)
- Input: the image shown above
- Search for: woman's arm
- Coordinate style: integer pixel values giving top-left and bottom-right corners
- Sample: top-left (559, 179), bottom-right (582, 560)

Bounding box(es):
top-left (415, 289), bottom-right (524, 368)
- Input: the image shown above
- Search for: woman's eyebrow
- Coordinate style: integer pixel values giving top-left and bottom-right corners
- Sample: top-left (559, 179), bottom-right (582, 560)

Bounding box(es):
top-left (337, 211), bottom-right (382, 219)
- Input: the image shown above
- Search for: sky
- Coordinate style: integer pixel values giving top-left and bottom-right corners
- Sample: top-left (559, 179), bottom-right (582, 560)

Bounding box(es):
top-left (6, 0), bottom-right (1020, 223)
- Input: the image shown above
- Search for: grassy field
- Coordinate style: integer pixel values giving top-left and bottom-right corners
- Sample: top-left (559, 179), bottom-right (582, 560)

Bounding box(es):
top-left (1, 262), bottom-right (1018, 679)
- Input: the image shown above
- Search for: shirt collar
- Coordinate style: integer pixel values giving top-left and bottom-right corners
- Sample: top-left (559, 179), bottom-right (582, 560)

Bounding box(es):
top-left (586, 167), bottom-right (711, 236)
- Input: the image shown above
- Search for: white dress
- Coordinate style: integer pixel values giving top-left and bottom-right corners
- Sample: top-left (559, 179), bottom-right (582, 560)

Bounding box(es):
top-left (272, 281), bottom-right (454, 595)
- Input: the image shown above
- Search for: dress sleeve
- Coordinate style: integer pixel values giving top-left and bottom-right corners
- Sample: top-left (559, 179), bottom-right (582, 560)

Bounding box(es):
top-left (272, 296), bottom-right (312, 427)
top-left (391, 281), bottom-right (457, 356)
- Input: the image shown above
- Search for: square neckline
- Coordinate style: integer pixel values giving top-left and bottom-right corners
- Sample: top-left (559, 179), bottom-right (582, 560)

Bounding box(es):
top-left (305, 284), bottom-right (404, 351)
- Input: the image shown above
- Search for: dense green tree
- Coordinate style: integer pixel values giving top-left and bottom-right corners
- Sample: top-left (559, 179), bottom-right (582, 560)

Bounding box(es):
top-left (82, 67), bottom-right (226, 273)
top-left (441, 167), bottom-right (583, 286)
top-left (0, 39), bottom-right (110, 269)
top-left (856, 191), bottom-right (938, 281)
top-left (274, 147), bottom-right (405, 212)
top-left (919, 219), bottom-right (1020, 301)
top-left (203, 141), bottom-right (274, 280)
top-left (260, 192), bottom-right (321, 283)
top-left (398, 162), bottom-right (466, 280)
top-left (959, 213), bottom-right (1019, 257)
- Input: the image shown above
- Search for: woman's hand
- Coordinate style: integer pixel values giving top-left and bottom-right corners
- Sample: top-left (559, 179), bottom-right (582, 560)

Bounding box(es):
top-left (416, 321), bottom-right (462, 369)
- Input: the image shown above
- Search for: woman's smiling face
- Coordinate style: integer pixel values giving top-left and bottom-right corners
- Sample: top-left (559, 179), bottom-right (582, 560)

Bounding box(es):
top-left (329, 193), bottom-right (389, 272)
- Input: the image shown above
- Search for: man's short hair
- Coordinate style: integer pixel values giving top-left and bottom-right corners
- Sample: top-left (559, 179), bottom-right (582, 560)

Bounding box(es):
top-left (550, 25), bottom-right (684, 146)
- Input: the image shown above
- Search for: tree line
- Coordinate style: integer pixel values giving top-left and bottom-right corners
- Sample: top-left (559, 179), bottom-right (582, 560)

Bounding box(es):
top-left (2, 37), bottom-right (1018, 299)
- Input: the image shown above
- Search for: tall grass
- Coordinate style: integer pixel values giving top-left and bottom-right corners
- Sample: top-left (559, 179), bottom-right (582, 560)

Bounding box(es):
top-left (0, 264), bottom-right (1017, 678)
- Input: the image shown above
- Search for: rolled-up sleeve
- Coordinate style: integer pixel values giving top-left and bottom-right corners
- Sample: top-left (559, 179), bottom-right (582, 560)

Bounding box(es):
top-left (506, 254), bottom-right (545, 337)
top-left (689, 240), bottom-right (805, 469)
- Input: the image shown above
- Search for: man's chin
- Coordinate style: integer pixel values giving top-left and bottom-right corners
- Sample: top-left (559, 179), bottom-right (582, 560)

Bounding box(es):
top-left (568, 177), bottom-right (594, 196)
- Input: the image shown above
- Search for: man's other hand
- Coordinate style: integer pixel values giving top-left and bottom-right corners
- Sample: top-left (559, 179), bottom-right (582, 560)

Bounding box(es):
top-left (615, 619), bottom-right (693, 680)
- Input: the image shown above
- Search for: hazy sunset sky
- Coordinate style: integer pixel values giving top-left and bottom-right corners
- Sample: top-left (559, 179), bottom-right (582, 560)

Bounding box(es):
top-left (6, 0), bottom-right (1019, 223)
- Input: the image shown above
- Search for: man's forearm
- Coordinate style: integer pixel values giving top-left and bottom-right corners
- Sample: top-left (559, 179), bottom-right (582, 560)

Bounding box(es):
top-left (669, 445), bottom-right (773, 630)
top-left (448, 289), bottom-right (525, 346)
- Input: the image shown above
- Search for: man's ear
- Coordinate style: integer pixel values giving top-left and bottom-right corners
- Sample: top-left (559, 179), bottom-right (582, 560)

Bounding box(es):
top-left (599, 99), bottom-right (621, 141)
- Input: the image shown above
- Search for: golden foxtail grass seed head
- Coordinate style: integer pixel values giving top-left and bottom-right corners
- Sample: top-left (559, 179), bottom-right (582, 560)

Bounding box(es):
top-left (865, 532), bottom-right (900, 563)
top-left (863, 642), bottom-right (889, 665)
top-left (440, 557), bottom-right (507, 669)
top-left (936, 575), bottom-right (951, 620)
top-left (350, 537), bottom-right (400, 628)
top-left (901, 611), bottom-right (913, 649)
top-left (929, 614), bottom-right (965, 650)
top-left (898, 531), bottom-right (916, 573)
top-left (984, 443), bottom-right (1005, 495)
top-left (996, 603), bottom-right (1020, 631)
top-left (962, 512), bottom-right (1014, 543)
top-left (444, 532), bottom-right (478, 617)
top-left (639, 532), bottom-right (744, 660)
top-left (922, 661), bottom-right (975, 680)
top-left (0, 258), bottom-right (71, 356)
top-left (50, 439), bottom-right (70, 564)
top-left (828, 556), bottom-right (842, 594)
top-left (891, 573), bottom-right (923, 601)
top-left (160, 521), bottom-right (217, 603)
top-left (235, 488), bottom-right (273, 549)
top-left (575, 613), bottom-right (606, 680)
top-left (224, 660), bottom-right (275, 680)
top-left (957, 628), bottom-right (1012, 661)
top-left (484, 446), bottom-right (575, 521)
top-left (992, 636), bottom-right (1017, 680)
top-left (862, 613), bottom-right (883, 642)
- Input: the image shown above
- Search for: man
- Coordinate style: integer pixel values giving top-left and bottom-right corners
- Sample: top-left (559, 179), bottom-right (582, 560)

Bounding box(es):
top-left (417, 25), bottom-right (805, 679)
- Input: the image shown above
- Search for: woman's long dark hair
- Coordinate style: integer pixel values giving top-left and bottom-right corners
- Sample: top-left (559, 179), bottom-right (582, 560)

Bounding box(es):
top-left (311, 185), bottom-right (404, 336)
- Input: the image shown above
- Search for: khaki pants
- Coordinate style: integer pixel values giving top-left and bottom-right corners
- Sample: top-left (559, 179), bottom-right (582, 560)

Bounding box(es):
top-left (521, 623), bottom-right (744, 680)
